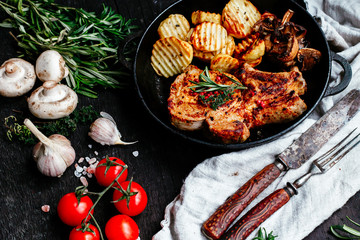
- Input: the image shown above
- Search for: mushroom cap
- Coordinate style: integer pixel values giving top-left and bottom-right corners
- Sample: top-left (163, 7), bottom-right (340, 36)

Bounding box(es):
top-left (0, 58), bottom-right (36, 97)
top-left (36, 50), bottom-right (69, 83)
top-left (28, 81), bottom-right (78, 119)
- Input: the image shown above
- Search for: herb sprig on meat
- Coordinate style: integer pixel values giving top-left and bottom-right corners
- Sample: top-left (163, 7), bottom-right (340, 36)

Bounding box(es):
top-left (189, 67), bottom-right (246, 110)
top-left (0, 0), bottom-right (137, 98)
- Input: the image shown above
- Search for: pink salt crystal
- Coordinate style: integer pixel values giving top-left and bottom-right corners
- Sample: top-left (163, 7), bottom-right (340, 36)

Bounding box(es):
top-left (88, 158), bottom-right (97, 164)
top-left (41, 205), bottom-right (50, 213)
top-left (87, 166), bottom-right (96, 174)
top-left (78, 157), bottom-right (84, 163)
top-left (80, 176), bottom-right (88, 186)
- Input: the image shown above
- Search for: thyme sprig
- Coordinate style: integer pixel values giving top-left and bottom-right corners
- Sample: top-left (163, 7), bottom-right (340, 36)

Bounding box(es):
top-left (4, 105), bottom-right (100, 144)
top-left (189, 67), bottom-right (246, 110)
top-left (0, 0), bottom-right (137, 98)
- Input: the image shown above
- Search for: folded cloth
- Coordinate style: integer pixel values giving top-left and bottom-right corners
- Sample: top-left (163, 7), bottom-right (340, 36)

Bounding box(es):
top-left (152, 0), bottom-right (360, 239)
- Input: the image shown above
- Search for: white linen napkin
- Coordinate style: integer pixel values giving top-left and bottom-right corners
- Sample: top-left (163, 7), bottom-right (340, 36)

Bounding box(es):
top-left (152, 0), bottom-right (360, 239)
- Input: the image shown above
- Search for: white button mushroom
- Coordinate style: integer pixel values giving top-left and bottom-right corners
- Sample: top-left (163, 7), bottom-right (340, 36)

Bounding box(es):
top-left (0, 58), bottom-right (36, 97)
top-left (28, 81), bottom-right (78, 119)
top-left (36, 50), bottom-right (69, 83)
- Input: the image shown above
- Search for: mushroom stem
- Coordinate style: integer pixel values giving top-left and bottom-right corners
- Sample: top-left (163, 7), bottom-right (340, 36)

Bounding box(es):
top-left (24, 118), bottom-right (52, 146)
top-left (5, 62), bottom-right (22, 78)
top-left (281, 9), bottom-right (294, 25)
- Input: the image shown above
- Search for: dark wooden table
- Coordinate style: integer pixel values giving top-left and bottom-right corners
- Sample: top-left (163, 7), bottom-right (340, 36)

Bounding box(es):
top-left (1, 0), bottom-right (359, 239)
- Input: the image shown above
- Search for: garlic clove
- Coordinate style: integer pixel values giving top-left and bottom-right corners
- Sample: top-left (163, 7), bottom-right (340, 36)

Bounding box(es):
top-left (88, 117), bottom-right (137, 146)
top-left (24, 118), bottom-right (76, 177)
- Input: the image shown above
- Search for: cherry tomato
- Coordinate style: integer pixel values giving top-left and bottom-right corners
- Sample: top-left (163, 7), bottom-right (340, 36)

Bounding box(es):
top-left (112, 180), bottom-right (147, 216)
top-left (95, 156), bottom-right (128, 187)
top-left (105, 215), bottom-right (139, 240)
top-left (57, 192), bottom-right (94, 226)
top-left (69, 224), bottom-right (100, 240)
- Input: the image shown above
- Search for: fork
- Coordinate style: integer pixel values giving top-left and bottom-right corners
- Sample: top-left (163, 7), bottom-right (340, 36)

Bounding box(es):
top-left (220, 128), bottom-right (360, 240)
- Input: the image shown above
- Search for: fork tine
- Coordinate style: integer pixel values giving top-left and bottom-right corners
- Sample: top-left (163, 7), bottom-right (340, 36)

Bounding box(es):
top-left (317, 130), bottom-right (360, 172)
top-left (314, 128), bottom-right (357, 165)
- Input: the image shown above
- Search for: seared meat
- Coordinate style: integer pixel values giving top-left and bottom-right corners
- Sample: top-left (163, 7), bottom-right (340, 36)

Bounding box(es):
top-left (168, 64), bottom-right (307, 143)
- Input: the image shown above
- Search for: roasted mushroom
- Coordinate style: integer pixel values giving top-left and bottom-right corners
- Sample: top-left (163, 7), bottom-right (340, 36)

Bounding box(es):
top-left (36, 50), bottom-right (69, 83)
top-left (0, 58), bottom-right (36, 97)
top-left (28, 81), bottom-right (78, 119)
top-left (297, 48), bottom-right (322, 71)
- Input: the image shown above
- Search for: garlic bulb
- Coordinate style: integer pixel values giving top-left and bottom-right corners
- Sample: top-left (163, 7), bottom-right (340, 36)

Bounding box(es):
top-left (88, 112), bottom-right (137, 145)
top-left (24, 118), bottom-right (76, 177)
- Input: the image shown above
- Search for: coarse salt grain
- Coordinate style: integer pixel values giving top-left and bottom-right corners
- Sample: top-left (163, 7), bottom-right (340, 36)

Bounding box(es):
top-left (74, 170), bottom-right (82, 178)
top-left (80, 176), bottom-right (88, 186)
top-left (94, 151), bottom-right (98, 156)
top-left (87, 173), bottom-right (93, 178)
top-left (78, 157), bottom-right (84, 163)
top-left (89, 158), bottom-right (97, 164)
top-left (76, 165), bottom-right (83, 173)
top-left (41, 205), bottom-right (50, 213)
top-left (88, 144), bottom-right (92, 149)
top-left (132, 151), bottom-right (139, 157)
top-left (85, 157), bottom-right (91, 162)
top-left (87, 166), bottom-right (96, 174)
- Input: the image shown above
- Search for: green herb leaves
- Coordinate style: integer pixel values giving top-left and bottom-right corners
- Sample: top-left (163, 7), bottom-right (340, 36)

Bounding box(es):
top-left (4, 105), bottom-right (99, 144)
top-left (189, 67), bottom-right (246, 110)
top-left (0, 0), bottom-right (137, 97)
top-left (252, 228), bottom-right (277, 240)
top-left (330, 216), bottom-right (360, 239)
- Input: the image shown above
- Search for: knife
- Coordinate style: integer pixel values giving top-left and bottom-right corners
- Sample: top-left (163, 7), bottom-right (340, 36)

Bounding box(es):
top-left (202, 89), bottom-right (360, 240)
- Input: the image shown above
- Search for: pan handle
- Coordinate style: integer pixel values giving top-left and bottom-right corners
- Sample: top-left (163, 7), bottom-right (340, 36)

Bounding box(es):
top-left (117, 30), bottom-right (144, 71)
top-left (325, 51), bottom-right (352, 96)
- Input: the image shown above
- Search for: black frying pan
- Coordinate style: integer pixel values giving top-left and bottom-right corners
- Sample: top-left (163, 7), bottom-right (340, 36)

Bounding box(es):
top-left (121, 0), bottom-right (352, 150)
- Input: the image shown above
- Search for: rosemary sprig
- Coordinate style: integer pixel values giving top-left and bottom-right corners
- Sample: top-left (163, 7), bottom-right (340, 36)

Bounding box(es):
top-left (330, 216), bottom-right (360, 239)
top-left (252, 228), bottom-right (277, 240)
top-left (189, 67), bottom-right (246, 110)
top-left (0, 0), bottom-right (137, 98)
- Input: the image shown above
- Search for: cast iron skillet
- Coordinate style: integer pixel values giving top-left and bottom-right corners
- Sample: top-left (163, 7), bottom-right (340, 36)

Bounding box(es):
top-left (122, 0), bottom-right (352, 150)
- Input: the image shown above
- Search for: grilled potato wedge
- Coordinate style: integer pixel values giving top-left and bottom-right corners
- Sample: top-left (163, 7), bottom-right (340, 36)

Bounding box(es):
top-left (234, 34), bottom-right (265, 67)
top-left (151, 36), bottom-right (193, 78)
top-left (158, 14), bottom-right (190, 40)
top-left (191, 10), bottom-right (221, 25)
top-left (193, 35), bottom-right (235, 62)
top-left (210, 54), bottom-right (240, 72)
top-left (222, 0), bottom-right (261, 39)
top-left (190, 22), bottom-right (228, 52)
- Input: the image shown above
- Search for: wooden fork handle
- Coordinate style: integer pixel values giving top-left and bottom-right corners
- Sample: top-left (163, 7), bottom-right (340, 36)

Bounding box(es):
top-left (220, 188), bottom-right (291, 240)
top-left (202, 163), bottom-right (284, 240)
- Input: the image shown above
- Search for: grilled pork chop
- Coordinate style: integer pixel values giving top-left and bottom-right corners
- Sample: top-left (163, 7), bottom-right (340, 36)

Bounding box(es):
top-left (168, 64), bottom-right (307, 143)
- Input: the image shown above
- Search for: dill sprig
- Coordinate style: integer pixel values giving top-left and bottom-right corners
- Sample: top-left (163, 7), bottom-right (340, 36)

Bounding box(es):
top-left (189, 67), bottom-right (246, 110)
top-left (4, 105), bottom-right (100, 144)
top-left (0, 0), bottom-right (138, 98)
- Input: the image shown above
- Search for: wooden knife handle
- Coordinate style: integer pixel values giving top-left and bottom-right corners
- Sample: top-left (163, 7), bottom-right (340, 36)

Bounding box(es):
top-left (202, 163), bottom-right (284, 240)
top-left (220, 188), bottom-right (291, 240)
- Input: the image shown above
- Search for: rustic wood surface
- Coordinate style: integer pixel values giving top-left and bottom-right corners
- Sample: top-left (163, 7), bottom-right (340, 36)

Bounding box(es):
top-left (0, 0), bottom-right (359, 239)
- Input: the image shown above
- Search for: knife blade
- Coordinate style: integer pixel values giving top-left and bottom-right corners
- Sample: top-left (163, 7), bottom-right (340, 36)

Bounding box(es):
top-left (202, 89), bottom-right (360, 240)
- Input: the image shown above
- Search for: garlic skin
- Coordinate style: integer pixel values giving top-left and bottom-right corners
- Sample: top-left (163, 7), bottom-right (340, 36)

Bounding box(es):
top-left (88, 112), bottom-right (136, 145)
top-left (24, 119), bottom-right (76, 177)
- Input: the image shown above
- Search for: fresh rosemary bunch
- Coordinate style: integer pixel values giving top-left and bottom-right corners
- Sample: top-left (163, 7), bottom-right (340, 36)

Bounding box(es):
top-left (0, 0), bottom-right (137, 97)
top-left (189, 67), bottom-right (247, 110)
